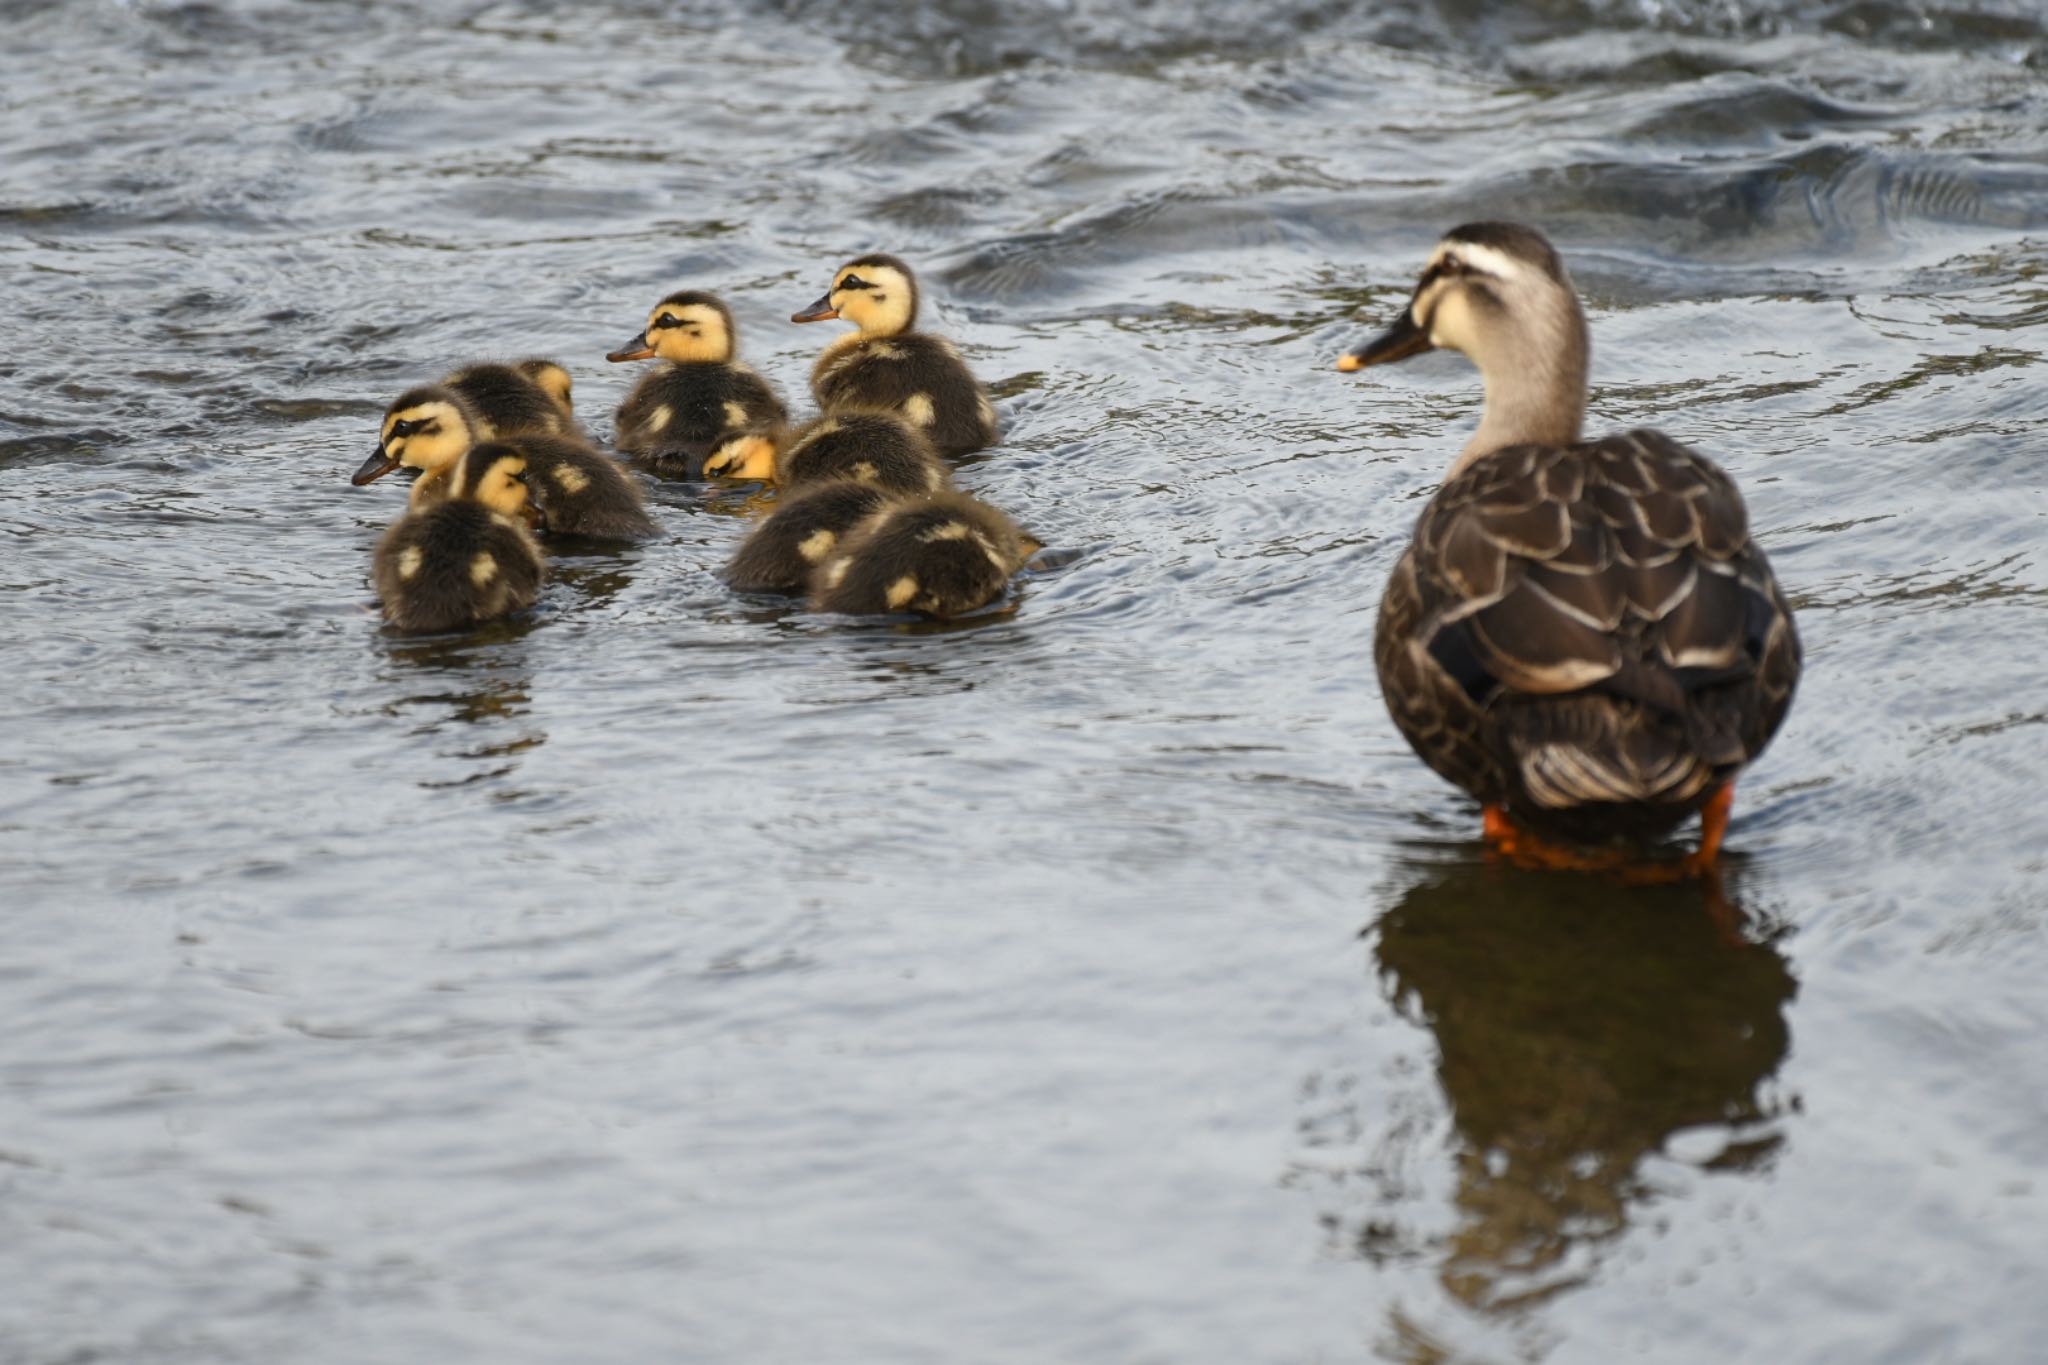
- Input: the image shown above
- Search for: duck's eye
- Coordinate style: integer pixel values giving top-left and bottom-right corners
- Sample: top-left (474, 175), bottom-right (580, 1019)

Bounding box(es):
top-left (653, 314), bottom-right (682, 329)
top-left (838, 274), bottom-right (869, 291)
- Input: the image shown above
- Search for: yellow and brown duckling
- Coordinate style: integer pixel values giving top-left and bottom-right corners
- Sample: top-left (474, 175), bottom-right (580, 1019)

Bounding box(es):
top-left (606, 290), bottom-right (789, 479)
top-left (809, 489), bottom-right (1039, 619)
top-left (704, 410), bottom-right (950, 495)
top-left (373, 443), bottom-right (545, 634)
top-left (1337, 221), bottom-right (1800, 874)
top-left (792, 253), bottom-right (999, 458)
top-left (353, 384), bottom-right (657, 541)
top-left (725, 480), bottom-right (903, 594)
top-left (441, 358), bottom-right (577, 438)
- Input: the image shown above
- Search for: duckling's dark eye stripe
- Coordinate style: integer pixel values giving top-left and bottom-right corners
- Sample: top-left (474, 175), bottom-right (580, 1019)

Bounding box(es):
top-left (653, 314), bottom-right (682, 328)
top-left (838, 275), bottom-right (872, 291)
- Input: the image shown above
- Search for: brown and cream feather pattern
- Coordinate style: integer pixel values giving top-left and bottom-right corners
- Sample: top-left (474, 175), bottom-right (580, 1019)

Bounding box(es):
top-left (1374, 428), bottom-right (1799, 844)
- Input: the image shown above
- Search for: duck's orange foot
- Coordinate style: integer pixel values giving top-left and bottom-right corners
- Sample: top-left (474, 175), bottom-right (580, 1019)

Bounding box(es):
top-left (1481, 804), bottom-right (1636, 874)
top-left (1480, 785), bottom-right (1736, 884)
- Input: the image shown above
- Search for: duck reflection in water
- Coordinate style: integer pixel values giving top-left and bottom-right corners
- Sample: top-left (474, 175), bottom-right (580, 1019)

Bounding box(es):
top-left (1326, 860), bottom-right (1797, 1316)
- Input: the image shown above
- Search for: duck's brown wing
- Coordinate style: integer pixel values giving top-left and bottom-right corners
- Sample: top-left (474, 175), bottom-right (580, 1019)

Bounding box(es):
top-left (1374, 431), bottom-right (1799, 838)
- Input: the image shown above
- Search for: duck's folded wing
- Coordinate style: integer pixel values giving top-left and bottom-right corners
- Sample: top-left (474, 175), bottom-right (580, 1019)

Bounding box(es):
top-left (1408, 434), bottom-right (1795, 734)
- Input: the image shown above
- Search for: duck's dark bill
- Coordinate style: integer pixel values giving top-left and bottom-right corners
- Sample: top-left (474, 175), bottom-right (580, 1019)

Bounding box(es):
top-left (1337, 310), bottom-right (1433, 372)
top-left (605, 336), bottom-right (656, 362)
top-left (790, 294), bottom-right (838, 323)
top-left (352, 448), bottom-right (400, 485)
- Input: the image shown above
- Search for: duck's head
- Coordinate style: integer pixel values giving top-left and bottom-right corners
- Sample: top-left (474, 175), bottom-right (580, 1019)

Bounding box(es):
top-left (1336, 222), bottom-right (1589, 461)
top-left (449, 442), bottom-right (540, 530)
top-left (517, 358), bottom-right (574, 413)
top-left (792, 254), bottom-right (918, 337)
top-left (606, 291), bottom-right (736, 365)
top-left (1337, 222), bottom-right (1585, 376)
top-left (354, 385), bottom-right (478, 485)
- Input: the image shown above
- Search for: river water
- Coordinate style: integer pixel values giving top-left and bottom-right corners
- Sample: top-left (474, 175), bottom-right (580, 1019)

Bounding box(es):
top-left (3, 1), bottom-right (2045, 1361)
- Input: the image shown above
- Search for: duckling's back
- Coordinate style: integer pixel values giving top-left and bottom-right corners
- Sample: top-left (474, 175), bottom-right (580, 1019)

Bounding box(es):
top-left (809, 491), bottom-right (1033, 618)
top-left (727, 480), bottom-right (901, 594)
top-left (781, 412), bottom-right (950, 494)
top-left (615, 362), bottom-right (788, 477)
top-left (444, 361), bottom-right (572, 439)
top-left (812, 335), bottom-right (997, 458)
top-left (506, 433), bottom-right (659, 540)
top-left (374, 500), bottom-right (543, 633)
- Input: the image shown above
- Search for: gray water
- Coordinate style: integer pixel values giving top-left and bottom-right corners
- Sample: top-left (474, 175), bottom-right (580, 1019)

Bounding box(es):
top-left (4, 1), bottom-right (2046, 1361)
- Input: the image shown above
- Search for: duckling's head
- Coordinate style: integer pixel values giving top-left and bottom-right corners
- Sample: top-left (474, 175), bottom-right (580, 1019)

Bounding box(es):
top-left (792, 254), bottom-right (918, 337)
top-left (606, 291), bottom-right (736, 365)
top-left (353, 385), bottom-right (479, 485)
top-left (701, 429), bottom-right (780, 481)
top-left (1337, 223), bottom-right (1584, 377)
top-left (517, 358), bottom-right (574, 413)
top-left (449, 442), bottom-right (540, 529)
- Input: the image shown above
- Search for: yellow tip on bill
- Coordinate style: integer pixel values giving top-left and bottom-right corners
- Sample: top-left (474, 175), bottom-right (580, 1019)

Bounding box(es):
top-left (1335, 353), bottom-right (1363, 372)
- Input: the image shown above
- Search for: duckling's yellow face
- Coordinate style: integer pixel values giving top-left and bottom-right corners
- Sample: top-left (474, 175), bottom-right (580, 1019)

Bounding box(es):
top-left (462, 451), bottom-right (537, 527)
top-left (793, 261), bottom-right (917, 337)
top-left (381, 400), bottom-right (472, 474)
top-left (646, 302), bottom-right (732, 363)
top-left (608, 301), bottom-right (733, 364)
top-left (701, 430), bottom-right (779, 481)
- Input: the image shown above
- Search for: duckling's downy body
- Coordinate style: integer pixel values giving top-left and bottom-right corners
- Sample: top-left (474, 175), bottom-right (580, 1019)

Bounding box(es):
top-left (354, 385), bottom-right (657, 541)
top-left (705, 410), bottom-right (950, 495)
top-left (1339, 222), bottom-right (1799, 864)
top-left (793, 254), bottom-right (998, 458)
top-left (607, 291), bottom-right (788, 479)
top-left (725, 480), bottom-right (902, 594)
top-left (374, 444), bottom-right (545, 633)
top-left (810, 490), bottom-right (1038, 619)
top-left (443, 359), bottom-right (576, 438)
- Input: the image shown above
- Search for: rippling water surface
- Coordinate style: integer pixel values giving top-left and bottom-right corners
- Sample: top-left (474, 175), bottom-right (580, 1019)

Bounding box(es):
top-left (4, 1), bottom-right (2046, 1360)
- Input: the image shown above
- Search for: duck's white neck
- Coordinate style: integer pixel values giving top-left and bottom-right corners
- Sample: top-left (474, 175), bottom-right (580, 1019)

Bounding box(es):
top-left (1449, 299), bottom-right (1590, 478)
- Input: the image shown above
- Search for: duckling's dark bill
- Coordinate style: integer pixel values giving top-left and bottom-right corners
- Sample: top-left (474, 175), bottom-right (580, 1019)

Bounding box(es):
top-left (605, 338), bottom-right (656, 362)
top-left (1337, 310), bottom-right (1433, 372)
top-left (790, 294), bottom-right (838, 323)
top-left (352, 447), bottom-right (400, 485)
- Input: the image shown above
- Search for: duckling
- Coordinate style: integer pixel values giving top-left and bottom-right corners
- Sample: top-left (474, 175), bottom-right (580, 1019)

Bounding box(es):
top-left (373, 443), bottom-right (545, 633)
top-left (441, 359), bottom-right (576, 438)
top-left (703, 410), bottom-right (950, 495)
top-left (791, 253), bottom-right (999, 458)
top-left (606, 290), bottom-right (789, 478)
top-left (1336, 221), bottom-right (1800, 872)
top-left (725, 480), bottom-right (903, 594)
top-left (809, 489), bottom-right (1040, 619)
top-left (353, 385), bottom-right (657, 540)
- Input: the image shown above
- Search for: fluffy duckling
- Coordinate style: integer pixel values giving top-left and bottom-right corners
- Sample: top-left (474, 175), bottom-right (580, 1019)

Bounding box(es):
top-left (353, 385), bottom-right (657, 541)
top-left (1337, 221), bottom-right (1800, 871)
top-left (809, 490), bottom-right (1040, 618)
top-left (442, 359), bottom-right (577, 438)
top-left (703, 411), bottom-right (950, 495)
top-left (792, 253), bottom-right (999, 458)
top-left (373, 443), bottom-right (545, 634)
top-left (606, 290), bottom-right (789, 479)
top-left (725, 480), bottom-right (903, 594)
